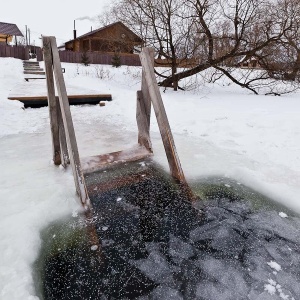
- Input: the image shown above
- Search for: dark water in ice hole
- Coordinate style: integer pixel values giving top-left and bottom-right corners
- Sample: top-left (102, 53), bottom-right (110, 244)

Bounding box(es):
top-left (34, 160), bottom-right (300, 300)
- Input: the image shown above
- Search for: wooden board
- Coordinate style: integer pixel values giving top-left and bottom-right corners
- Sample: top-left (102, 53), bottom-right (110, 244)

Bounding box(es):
top-left (24, 78), bottom-right (46, 81)
top-left (81, 145), bottom-right (152, 174)
top-left (24, 71), bottom-right (45, 75)
top-left (8, 94), bottom-right (112, 108)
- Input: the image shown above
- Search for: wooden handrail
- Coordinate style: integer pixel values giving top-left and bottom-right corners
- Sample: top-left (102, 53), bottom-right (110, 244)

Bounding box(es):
top-left (43, 36), bottom-right (90, 208)
top-left (139, 48), bottom-right (187, 184)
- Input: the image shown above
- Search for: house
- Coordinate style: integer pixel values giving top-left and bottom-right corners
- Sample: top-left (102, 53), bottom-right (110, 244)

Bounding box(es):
top-left (237, 55), bottom-right (261, 68)
top-left (0, 22), bottom-right (23, 44)
top-left (64, 21), bottom-right (144, 54)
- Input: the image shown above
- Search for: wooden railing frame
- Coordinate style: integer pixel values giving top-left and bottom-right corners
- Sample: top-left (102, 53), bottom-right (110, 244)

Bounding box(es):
top-left (43, 36), bottom-right (188, 208)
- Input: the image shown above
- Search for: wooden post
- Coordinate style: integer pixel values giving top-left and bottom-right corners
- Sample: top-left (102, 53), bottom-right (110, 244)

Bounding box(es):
top-left (136, 91), bottom-right (152, 152)
top-left (139, 48), bottom-right (186, 184)
top-left (136, 48), bottom-right (154, 152)
top-left (43, 36), bottom-right (61, 165)
top-left (56, 99), bottom-right (70, 167)
top-left (89, 39), bottom-right (92, 52)
top-left (49, 36), bottom-right (90, 208)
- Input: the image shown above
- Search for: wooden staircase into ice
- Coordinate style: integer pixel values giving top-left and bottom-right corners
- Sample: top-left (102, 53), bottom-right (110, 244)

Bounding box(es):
top-left (42, 36), bottom-right (190, 210)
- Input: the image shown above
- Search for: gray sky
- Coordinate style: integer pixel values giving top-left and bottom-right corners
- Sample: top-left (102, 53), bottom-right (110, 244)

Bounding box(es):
top-left (0, 0), bottom-right (112, 46)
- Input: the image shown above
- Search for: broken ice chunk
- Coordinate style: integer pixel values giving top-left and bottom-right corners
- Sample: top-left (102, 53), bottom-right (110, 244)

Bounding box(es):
top-left (91, 245), bottom-right (98, 251)
top-left (264, 284), bottom-right (276, 295)
top-left (169, 235), bottom-right (195, 259)
top-left (151, 286), bottom-right (183, 300)
top-left (267, 261), bottom-right (282, 272)
top-left (279, 212), bottom-right (288, 218)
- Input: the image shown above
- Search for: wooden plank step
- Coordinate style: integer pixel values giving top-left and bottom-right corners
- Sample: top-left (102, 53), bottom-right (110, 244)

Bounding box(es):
top-left (24, 71), bottom-right (45, 75)
top-left (23, 64), bottom-right (40, 66)
top-left (81, 145), bottom-right (153, 174)
top-left (24, 77), bottom-right (46, 81)
top-left (8, 94), bottom-right (112, 108)
top-left (24, 68), bottom-right (44, 71)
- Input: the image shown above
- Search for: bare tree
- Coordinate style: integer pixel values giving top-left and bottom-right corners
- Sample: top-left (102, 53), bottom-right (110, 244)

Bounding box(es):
top-left (258, 0), bottom-right (300, 81)
top-left (98, 0), bottom-right (298, 94)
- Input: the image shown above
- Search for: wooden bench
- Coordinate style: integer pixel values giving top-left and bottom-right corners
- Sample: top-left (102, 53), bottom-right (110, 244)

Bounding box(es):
top-left (8, 94), bottom-right (112, 108)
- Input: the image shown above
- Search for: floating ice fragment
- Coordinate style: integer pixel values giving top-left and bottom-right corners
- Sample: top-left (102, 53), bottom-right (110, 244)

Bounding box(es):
top-left (102, 226), bottom-right (109, 231)
top-left (116, 197), bottom-right (122, 202)
top-left (267, 261), bottom-right (282, 271)
top-left (139, 162), bottom-right (146, 167)
top-left (279, 212), bottom-right (288, 218)
top-left (52, 234), bottom-right (56, 238)
top-left (91, 245), bottom-right (98, 251)
top-left (279, 292), bottom-right (290, 300)
top-left (268, 279), bottom-right (276, 286)
top-left (264, 284), bottom-right (276, 295)
top-left (224, 184), bottom-right (231, 188)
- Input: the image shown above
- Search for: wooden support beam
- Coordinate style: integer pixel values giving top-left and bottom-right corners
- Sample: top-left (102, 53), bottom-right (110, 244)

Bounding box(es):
top-left (43, 36), bottom-right (61, 165)
top-left (136, 48), bottom-right (154, 152)
top-left (56, 99), bottom-right (70, 167)
top-left (139, 48), bottom-right (186, 184)
top-left (49, 36), bottom-right (90, 208)
top-left (136, 91), bottom-right (152, 152)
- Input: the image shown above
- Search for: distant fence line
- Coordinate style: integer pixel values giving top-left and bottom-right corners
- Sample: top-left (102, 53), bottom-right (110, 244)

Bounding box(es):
top-left (37, 50), bottom-right (142, 67)
top-left (0, 44), bottom-right (30, 60)
top-left (0, 45), bottom-right (142, 66)
top-left (1, 45), bottom-right (195, 68)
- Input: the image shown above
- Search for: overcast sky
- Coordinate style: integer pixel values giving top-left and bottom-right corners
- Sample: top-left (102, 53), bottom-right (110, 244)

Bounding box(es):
top-left (0, 0), bottom-right (112, 46)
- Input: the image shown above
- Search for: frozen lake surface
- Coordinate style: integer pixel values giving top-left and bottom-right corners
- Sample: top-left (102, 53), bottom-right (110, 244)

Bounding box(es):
top-left (35, 160), bottom-right (300, 300)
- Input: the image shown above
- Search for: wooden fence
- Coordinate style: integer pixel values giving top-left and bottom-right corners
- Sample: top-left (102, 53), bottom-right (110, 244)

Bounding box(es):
top-left (37, 50), bottom-right (141, 66)
top-left (0, 44), bottom-right (29, 60)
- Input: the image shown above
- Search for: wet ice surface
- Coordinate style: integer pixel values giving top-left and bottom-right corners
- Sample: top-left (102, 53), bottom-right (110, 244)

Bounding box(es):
top-left (35, 161), bottom-right (300, 300)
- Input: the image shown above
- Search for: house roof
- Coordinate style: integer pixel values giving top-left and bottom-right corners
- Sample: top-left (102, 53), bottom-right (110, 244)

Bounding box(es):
top-left (66, 21), bottom-right (143, 44)
top-left (0, 22), bottom-right (23, 36)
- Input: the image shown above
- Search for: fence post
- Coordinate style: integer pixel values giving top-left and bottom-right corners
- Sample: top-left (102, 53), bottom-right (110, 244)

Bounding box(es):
top-left (43, 37), bottom-right (62, 165)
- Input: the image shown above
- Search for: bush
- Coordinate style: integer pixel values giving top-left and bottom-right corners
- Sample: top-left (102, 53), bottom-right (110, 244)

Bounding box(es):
top-left (111, 51), bottom-right (121, 68)
top-left (81, 51), bottom-right (90, 66)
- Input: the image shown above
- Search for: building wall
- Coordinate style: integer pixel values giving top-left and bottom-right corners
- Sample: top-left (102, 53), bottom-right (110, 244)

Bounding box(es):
top-left (65, 23), bottom-right (142, 53)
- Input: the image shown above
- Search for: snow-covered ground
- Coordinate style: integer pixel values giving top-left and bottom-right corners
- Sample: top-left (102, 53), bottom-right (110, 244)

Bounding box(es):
top-left (0, 57), bottom-right (300, 299)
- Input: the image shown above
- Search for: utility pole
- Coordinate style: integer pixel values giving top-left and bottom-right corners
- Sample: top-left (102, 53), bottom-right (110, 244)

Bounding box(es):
top-left (28, 28), bottom-right (31, 46)
top-left (25, 25), bottom-right (28, 46)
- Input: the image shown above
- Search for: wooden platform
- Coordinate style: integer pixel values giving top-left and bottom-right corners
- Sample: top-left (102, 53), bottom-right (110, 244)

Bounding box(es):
top-left (8, 94), bottom-right (112, 108)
